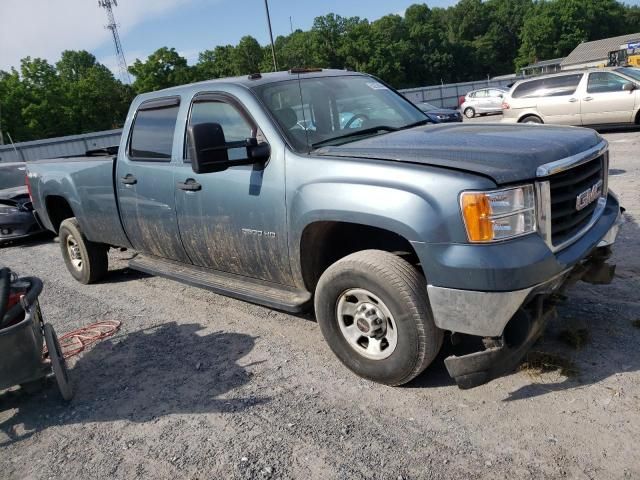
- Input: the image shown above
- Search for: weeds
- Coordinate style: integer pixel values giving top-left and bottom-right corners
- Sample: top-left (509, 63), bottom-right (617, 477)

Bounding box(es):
top-left (520, 351), bottom-right (579, 377)
top-left (558, 327), bottom-right (591, 349)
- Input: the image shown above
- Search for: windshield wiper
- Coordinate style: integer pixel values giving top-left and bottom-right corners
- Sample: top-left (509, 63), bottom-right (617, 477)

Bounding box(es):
top-left (399, 119), bottom-right (431, 130)
top-left (311, 125), bottom-right (398, 149)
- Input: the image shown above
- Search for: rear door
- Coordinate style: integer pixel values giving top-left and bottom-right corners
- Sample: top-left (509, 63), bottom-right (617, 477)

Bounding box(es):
top-left (486, 89), bottom-right (505, 110)
top-left (535, 74), bottom-right (584, 125)
top-left (581, 71), bottom-right (636, 125)
top-left (116, 97), bottom-right (191, 263)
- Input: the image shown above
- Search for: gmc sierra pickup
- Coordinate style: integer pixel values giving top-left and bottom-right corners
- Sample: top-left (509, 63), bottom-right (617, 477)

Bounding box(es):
top-left (27, 69), bottom-right (623, 388)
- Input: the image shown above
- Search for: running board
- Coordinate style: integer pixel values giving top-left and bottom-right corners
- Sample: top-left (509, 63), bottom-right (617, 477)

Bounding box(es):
top-left (129, 255), bottom-right (311, 313)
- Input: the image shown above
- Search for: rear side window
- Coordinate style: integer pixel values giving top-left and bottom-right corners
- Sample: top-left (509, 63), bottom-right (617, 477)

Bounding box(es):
top-left (512, 74), bottom-right (583, 99)
top-left (129, 98), bottom-right (180, 161)
top-left (587, 72), bottom-right (631, 93)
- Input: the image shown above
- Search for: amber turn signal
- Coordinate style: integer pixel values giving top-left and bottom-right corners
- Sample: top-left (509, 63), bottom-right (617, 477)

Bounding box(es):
top-left (460, 192), bottom-right (494, 242)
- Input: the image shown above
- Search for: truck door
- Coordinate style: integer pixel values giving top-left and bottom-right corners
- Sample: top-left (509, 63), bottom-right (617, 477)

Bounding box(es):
top-left (173, 92), bottom-right (293, 285)
top-left (581, 71), bottom-right (636, 125)
top-left (116, 97), bottom-right (191, 263)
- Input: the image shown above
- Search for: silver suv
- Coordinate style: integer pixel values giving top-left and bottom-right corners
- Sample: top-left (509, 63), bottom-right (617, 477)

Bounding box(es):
top-left (501, 67), bottom-right (640, 126)
top-left (461, 88), bottom-right (508, 118)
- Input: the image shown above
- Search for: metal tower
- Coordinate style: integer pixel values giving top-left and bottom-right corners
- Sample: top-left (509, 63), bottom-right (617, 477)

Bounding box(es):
top-left (98, 0), bottom-right (131, 84)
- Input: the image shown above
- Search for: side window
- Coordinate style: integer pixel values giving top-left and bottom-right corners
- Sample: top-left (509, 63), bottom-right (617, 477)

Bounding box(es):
top-left (512, 79), bottom-right (545, 98)
top-left (474, 90), bottom-right (487, 98)
top-left (512, 75), bottom-right (582, 98)
top-left (488, 89), bottom-right (504, 97)
top-left (129, 100), bottom-right (180, 161)
top-left (541, 74), bottom-right (582, 97)
top-left (185, 98), bottom-right (255, 162)
top-left (587, 72), bottom-right (631, 93)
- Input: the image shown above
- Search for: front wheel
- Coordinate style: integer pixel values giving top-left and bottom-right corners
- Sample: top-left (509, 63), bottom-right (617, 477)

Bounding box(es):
top-left (59, 218), bottom-right (108, 284)
top-left (464, 107), bottom-right (475, 119)
top-left (314, 250), bottom-right (443, 386)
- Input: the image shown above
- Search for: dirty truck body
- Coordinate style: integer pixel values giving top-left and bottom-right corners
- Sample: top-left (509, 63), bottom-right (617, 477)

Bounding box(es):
top-left (27, 70), bottom-right (622, 388)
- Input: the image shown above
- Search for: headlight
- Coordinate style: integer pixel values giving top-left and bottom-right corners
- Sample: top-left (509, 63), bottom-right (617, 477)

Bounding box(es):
top-left (436, 114), bottom-right (447, 120)
top-left (460, 185), bottom-right (536, 242)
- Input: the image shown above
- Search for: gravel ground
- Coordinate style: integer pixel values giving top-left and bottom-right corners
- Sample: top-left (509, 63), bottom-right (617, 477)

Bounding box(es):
top-left (1, 128), bottom-right (639, 479)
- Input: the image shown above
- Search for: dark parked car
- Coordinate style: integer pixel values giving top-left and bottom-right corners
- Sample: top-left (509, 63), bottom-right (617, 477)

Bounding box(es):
top-left (415, 101), bottom-right (463, 123)
top-left (0, 163), bottom-right (45, 245)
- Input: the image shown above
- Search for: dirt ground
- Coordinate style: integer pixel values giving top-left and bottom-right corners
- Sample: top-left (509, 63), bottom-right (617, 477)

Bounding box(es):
top-left (1, 127), bottom-right (639, 479)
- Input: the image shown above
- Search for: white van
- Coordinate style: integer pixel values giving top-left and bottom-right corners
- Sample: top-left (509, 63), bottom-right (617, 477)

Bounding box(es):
top-left (501, 67), bottom-right (640, 126)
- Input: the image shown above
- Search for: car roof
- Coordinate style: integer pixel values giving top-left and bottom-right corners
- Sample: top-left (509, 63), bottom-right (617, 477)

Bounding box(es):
top-left (136, 69), bottom-right (368, 101)
top-left (510, 67), bottom-right (632, 88)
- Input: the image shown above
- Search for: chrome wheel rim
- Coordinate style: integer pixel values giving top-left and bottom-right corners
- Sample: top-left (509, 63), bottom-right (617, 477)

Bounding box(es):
top-left (336, 288), bottom-right (398, 360)
top-left (66, 235), bottom-right (83, 271)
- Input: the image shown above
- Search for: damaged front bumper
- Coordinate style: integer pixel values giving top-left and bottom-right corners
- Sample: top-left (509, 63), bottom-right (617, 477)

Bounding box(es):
top-left (430, 206), bottom-right (623, 389)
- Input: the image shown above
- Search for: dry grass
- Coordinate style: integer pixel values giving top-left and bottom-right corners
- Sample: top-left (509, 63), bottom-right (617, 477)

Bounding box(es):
top-left (558, 327), bottom-right (591, 350)
top-left (520, 351), bottom-right (579, 377)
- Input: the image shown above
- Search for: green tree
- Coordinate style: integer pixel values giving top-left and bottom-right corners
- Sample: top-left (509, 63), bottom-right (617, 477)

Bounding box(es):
top-left (195, 45), bottom-right (237, 80)
top-left (56, 50), bottom-right (133, 133)
top-left (128, 47), bottom-right (193, 93)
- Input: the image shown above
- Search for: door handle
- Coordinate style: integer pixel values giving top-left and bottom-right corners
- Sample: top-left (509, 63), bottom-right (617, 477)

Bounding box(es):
top-left (568, 98), bottom-right (578, 103)
top-left (177, 179), bottom-right (202, 192)
top-left (583, 96), bottom-right (594, 102)
top-left (121, 174), bottom-right (137, 185)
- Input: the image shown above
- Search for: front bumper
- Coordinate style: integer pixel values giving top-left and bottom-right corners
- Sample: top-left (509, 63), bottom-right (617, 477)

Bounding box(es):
top-left (435, 209), bottom-right (623, 388)
top-left (0, 210), bottom-right (44, 244)
top-left (418, 193), bottom-right (622, 337)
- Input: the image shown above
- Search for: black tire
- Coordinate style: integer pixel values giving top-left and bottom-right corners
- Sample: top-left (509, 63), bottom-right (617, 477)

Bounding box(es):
top-left (314, 250), bottom-right (443, 386)
top-left (59, 218), bottom-right (108, 284)
top-left (520, 115), bottom-right (543, 124)
top-left (464, 107), bottom-right (475, 119)
top-left (44, 323), bottom-right (73, 401)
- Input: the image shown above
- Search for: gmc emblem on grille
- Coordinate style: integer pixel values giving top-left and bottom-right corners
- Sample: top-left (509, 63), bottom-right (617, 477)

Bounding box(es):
top-left (575, 179), bottom-right (603, 211)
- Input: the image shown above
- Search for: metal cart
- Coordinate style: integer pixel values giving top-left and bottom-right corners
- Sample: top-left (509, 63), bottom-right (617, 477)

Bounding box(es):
top-left (0, 268), bottom-right (72, 400)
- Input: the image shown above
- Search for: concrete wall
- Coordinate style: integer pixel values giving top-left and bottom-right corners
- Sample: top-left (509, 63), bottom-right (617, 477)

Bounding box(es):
top-left (399, 78), bottom-right (518, 109)
top-left (0, 129), bottom-right (122, 163)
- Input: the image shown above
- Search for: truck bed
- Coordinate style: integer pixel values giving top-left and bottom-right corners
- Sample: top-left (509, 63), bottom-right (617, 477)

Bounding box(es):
top-left (27, 155), bottom-right (131, 248)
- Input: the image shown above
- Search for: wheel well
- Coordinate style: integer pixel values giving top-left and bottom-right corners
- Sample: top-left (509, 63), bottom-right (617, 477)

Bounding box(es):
top-left (635, 109), bottom-right (640, 125)
top-left (45, 196), bottom-right (74, 233)
top-left (299, 221), bottom-right (420, 292)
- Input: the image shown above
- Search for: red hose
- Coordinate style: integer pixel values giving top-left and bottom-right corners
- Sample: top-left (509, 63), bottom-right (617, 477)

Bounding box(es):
top-left (55, 320), bottom-right (121, 358)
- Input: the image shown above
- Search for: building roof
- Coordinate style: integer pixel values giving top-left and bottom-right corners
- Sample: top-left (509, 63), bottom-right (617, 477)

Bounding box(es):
top-left (523, 57), bottom-right (565, 69)
top-left (561, 33), bottom-right (640, 67)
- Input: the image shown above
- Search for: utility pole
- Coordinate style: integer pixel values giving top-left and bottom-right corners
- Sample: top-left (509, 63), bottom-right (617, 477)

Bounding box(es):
top-left (263, 0), bottom-right (278, 72)
top-left (0, 102), bottom-right (4, 145)
top-left (98, 0), bottom-right (131, 84)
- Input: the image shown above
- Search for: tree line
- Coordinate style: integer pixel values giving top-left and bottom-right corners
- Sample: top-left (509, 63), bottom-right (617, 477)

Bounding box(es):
top-left (1, 0), bottom-right (638, 142)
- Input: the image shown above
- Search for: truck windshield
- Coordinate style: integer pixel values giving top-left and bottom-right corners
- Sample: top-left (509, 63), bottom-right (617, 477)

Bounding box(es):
top-left (254, 75), bottom-right (427, 152)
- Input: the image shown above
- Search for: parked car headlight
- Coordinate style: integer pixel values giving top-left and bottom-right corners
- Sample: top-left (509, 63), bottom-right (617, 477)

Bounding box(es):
top-left (460, 185), bottom-right (536, 242)
top-left (436, 114), bottom-right (447, 120)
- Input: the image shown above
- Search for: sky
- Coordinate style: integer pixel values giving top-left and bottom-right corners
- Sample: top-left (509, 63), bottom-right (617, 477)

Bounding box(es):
top-left (0, 0), bottom-right (459, 76)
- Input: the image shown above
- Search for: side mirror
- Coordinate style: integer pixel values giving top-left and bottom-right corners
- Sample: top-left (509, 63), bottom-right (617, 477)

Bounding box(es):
top-left (188, 122), bottom-right (270, 174)
top-left (622, 82), bottom-right (636, 92)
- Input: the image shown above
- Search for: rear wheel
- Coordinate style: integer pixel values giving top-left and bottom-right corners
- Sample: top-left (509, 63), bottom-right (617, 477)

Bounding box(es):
top-left (464, 107), bottom-right (475, 119)
top-left (59, 218), bottom-right (108, 284)
top-left (314, 250), bottom-right (443, 386)
top-left (521, 115), bottom-right (543, 124)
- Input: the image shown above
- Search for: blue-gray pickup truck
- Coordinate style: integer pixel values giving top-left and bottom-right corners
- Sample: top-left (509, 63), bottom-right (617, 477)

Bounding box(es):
top-left (26, 70), bottom-right (623, 388)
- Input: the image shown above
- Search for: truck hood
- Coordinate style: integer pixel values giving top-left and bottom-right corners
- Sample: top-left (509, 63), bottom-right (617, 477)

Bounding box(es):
top-left (314, 123), bottom-right (603, 184)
